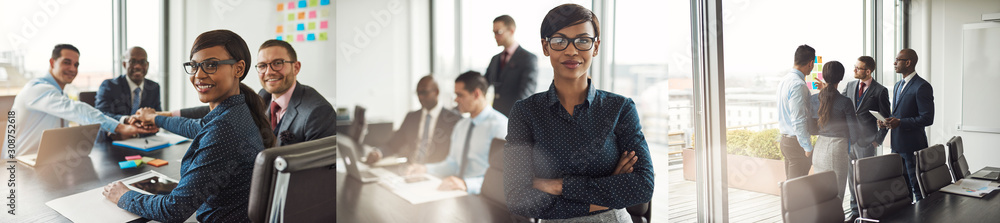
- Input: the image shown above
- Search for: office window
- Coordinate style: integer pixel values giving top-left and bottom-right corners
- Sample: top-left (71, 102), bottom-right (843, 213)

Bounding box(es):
top-left (125, 1), bottom-right (164, 89)
top-left (0, 1), bottom-right (114, 96)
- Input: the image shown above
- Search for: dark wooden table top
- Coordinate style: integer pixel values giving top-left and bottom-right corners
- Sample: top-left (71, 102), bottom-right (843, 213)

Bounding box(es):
top-left (336, 171), bottom-right (519, 222)
top-left (879, 168), bottom-right (1000, 222)
top-left (1, 136), bottom-right (190, 223)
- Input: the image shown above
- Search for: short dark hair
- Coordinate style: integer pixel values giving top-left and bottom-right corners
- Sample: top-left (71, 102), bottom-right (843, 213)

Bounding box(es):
top-left (858, 56), bottom-right (876, 71)
top-left (259, 39), bottom-right (298, 62)
top-left (540, 4), bottom-right (600, 39)
top-left (455, 71), bottom-right (487, 95)
top-left (794, 45), bottom-right (815, 66)
top-left (190, 29), bottom-right (251, 81)
top-left (494, 15), bottom-right (516, 29)
top-left (51, 44), bottom-right (79, 60)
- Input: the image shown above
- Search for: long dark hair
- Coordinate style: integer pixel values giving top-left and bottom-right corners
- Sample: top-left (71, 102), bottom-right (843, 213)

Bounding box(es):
top-left (818, 61), bottom-right (845, 128)
top-left (190, 29), bottom-right (276, 148)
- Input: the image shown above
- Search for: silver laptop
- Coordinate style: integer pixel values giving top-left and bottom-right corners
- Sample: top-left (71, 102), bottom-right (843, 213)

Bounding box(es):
top-left (15, 124), bottom-right (101, 167)
top-left (969, 169), bottom-right (1000, 181)
top-left (337, 136), bottom-right (380, 183)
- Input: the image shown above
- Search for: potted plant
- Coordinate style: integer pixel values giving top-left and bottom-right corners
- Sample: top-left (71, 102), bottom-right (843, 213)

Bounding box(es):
top-left (682, 129), bottom-right (816, 195)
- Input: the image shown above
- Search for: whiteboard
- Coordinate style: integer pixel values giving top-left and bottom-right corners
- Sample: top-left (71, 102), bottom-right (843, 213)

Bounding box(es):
top-left (961, 22), bottom-right (1000, 133)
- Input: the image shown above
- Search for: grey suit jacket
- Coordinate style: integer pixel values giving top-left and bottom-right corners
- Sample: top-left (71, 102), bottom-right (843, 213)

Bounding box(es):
top-left (484, 45), bottom-right (537, 117)
top-left (841, 79), bottom-right (891, 147)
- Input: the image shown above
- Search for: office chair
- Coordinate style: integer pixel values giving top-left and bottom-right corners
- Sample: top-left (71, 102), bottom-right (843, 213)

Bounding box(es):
top-left (79, 91), bottom-right (97, 107)
top-left (852, 153), bottom-right (912, 222)
top-left (946, 136), bottom-right (970, 181)
top-left (626, 201), bottom-right (652, 223)
top-left (915, 144), bottom-right (951, 198)
top-left (780, 171), bottom-right (843, 223)
top-left (247, 135), bottom-right (337, 223)
top-left (481, 138), bottom-right (533, 222)
top-left (348, 105), bottom-right (368, 144)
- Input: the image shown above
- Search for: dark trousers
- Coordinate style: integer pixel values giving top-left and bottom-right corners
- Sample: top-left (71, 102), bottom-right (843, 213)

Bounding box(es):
top-left (848, 143), bottom-right (877, 217)
top-left (894, 150), bottom-right (923, 201)
top-left (780, 135), bottom-right (812, 179)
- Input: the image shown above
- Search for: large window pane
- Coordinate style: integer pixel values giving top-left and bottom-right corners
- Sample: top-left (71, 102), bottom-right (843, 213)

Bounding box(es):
top-left (125, 1), bottom-right (164, 90)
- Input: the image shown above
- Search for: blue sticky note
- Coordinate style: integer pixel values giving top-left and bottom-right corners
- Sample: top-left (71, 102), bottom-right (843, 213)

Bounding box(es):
top-left (277, 35), bottom-right (283, 40)
top-left (320, 0), bottom-right (330, 6)
top-left (298, 0), bottom-right (306, 8)
top-left (297, 23), bottom-right (305, 31)
top-left (119, 160), bottom-right (137, 169)
top-left (307, 33), bottom-right (316, 41)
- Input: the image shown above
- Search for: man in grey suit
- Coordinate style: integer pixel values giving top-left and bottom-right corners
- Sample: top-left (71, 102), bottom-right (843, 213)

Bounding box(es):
top-left (365, 75), bottom-right (462, 164)
top-left (485, 15), bottom-right (538, 117)
top-left (175, 40), bottom-right (335, 146)
top-left (842, 56), bottom-right (891, 221)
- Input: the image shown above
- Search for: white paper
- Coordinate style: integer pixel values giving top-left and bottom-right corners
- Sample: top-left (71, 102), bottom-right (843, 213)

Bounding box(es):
top-left (869, 110), bottom-right (887, 122)
top-left (940, 179), bottom-right (998, 198)
top-left (113, 131), bottom-right (191, 149)
top-left (46, 187), bottom-right (143, 223)
top-left (379, 174), bottom-right (468, 204)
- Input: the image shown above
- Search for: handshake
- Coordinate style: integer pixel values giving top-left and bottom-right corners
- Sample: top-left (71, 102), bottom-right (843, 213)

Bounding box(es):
top-left (113, 108), bottom-right (163, 139)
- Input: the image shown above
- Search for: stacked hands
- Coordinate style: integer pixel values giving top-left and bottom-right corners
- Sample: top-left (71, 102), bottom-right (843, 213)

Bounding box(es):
top-left (123, 107), bottom-right (161, 134)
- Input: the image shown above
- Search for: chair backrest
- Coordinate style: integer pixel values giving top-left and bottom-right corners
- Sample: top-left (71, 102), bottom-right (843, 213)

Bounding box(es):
top-left (853, 153), bottom-right (912, 220)
top-left (626, 201), bottom-right (651, 223)
top-left (79, 91), bottom-right (97, 107)
top-left (348, 105), bottom-right (367, 144)
top-left (780, 171), bottom-right (843, 223)
top-left (481, 138), bottom-right (507, 205)
top-left (247, 135), bottom-right (337, 223)
top-left (915, 144), bottom-right (950, 197)
top-left (946, 136), bottom-right (970, 181)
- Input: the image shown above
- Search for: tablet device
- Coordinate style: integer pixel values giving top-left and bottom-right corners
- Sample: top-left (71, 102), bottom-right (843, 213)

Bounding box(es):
top-left (129, 176), bottom-right (179, 195)
top-left (869, 110), bottom-right (887, 122)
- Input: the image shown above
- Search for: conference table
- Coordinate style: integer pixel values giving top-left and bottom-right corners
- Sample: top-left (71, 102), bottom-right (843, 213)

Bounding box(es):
top-left (1, 134), bottom-right (191, 222)
top-left (879, 167), bottom-right (1000, 222)
top-left (336, 168), bottom-right (519, 222)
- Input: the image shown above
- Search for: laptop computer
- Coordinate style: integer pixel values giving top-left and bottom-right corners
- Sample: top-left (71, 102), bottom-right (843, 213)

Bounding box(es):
top-left (15, 124), bottom-right (101, 167)
top-left (337, 136), bottom-right (380, 183)
top-left (969, 168), bottom-right (1000, 181)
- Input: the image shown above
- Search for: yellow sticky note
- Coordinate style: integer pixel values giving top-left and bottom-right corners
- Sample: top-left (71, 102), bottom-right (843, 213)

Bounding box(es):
top-left (308, 22), bottom-right (316, 30)
top-left (318, 32), bottom-right (328, 41)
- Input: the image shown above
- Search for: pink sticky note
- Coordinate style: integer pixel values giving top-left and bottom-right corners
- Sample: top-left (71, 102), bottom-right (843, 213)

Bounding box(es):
top-left (287, 2), bottom-right (295, 9)
top-left (319, 20), bottom-right (328, 29)
top-left (125, 155), bottom-right (142, 161)
top-left (296, 34), bottom-right (305, 41)
top-left (309, 10), bottom-right (317, 19)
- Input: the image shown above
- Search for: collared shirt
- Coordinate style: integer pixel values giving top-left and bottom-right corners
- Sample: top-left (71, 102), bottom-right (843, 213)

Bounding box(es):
top-left (417, 103), bottom-right (443, 143)
top-left (501, 42), bottom-right (519, 64)
top-left (127, 77), bottom-right (144, 105)
top-left (777, 69), bottom-right (814, 152)
top-left (426, 107), bottom-right (507, 195)
top-left (269, 81), bottom-right (297, 123)
top-left (504, 79), bottom-right (654, 219)
top-left (897, 71), bottom-right (917, 95)
top-left (119, 94), bottom-right (265, 222)
top-left (858, 78), bottom-right (872, 97)
top-left (9, 73), bottom-right (120, 157)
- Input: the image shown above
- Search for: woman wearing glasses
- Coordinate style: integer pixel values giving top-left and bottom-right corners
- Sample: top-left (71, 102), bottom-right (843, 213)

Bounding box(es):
top-left (503, 4), bottom-right (653, 222)
top-left (101, 29), bottom-right (274, 222)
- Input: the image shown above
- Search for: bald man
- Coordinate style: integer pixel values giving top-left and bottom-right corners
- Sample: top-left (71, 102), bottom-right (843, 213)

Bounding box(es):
top-left (366, 75), bottom-right (462, 164)
top-left (880, 48), bottom-right (934, 201)
top-left (96, 46), bottom-right (161, 138)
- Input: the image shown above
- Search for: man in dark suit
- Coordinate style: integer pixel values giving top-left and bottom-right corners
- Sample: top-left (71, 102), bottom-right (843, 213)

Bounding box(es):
top-left (366, 75), bottom-right (461, 164)
top-left (174, 40), bottom-right (335, 146)
top-left (881, 49), bottom-right (934, 201)
top-left (485, 15), bottom-right (538, 117)
top-left (96, 46), bottom-right (161, 139)
top-left (842, 56), bottom-right (891, 221)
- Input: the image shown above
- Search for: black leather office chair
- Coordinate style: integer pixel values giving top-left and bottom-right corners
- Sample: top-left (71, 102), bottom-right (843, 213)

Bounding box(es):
top-left (626, 201), bottom-right (652, 223)
top-left (915, 144), bottom-right (950, 198)
top-left (946, 136), bottom-right (970, 181)
top-left (852, 153), bottom-right (912, 222)
top-left (247, 135), bottom-right (337, 222)
top-left (348, 106), bottom-right (368, 144)
top-left (780, 171), bottom-right (842, 223)
top-left (79, 91), bottom-right (96, 107)
top-left (481, 138), bottom-right (533, 223)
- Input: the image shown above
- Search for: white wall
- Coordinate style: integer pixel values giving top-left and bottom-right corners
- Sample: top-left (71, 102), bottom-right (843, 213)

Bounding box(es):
top-left (335, 0), bottom-right (430, 127)
top-left (167, 0), bottom-right (335, 111)
top-left (910, 0), bottom-right (1000, 170)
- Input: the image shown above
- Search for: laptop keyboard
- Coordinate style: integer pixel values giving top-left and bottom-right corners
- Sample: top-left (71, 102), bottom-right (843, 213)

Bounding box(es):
top-left (986, 172), bottom-right (999, 179)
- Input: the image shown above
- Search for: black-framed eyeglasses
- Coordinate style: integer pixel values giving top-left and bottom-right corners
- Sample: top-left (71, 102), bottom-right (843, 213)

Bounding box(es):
top-left (545, 36), bottom-right (597, 51)
top-left (894, 58), bottom-right (910, 62)
top-left (255, 60), bottom-right (295, 73)
top-left (854, 66), bottom-right (868, 71)
top-left (183, 59), bottom-right (237, 75)
top-left (127, 59), bottom-right (149, 65)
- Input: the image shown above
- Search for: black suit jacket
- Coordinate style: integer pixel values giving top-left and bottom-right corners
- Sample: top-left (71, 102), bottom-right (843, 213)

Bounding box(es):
top-left (179, 82), bottom-right (336, 146)
top-left (889, 74), bottom-right (934, 153)
top-left (382, 108), bottom-right (461, 164)
top-left (484, 45), bottom-right (538, 117)
top-left (841, 79), bottom-right (891, 147)
top-left (95, 75), bottom-right (161, 120)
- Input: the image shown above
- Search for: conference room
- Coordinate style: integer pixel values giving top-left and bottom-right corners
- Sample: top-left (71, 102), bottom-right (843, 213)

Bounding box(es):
top-left (1, 0), bottom-right (336, 222)
top-left (335, 0), bottom-right (1000, 222)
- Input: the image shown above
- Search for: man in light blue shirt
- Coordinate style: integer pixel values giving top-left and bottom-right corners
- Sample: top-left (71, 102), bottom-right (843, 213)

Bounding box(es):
top-left (776, 45), bottom-right (816, 179)
top-left (8, 44), bottom-right (148, 157)
top-left (411, 71), bottom-right (507, 194)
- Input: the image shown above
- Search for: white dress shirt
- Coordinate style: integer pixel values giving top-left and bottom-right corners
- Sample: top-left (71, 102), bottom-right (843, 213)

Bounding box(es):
top-left (8, 74), bottom-right (119, 156)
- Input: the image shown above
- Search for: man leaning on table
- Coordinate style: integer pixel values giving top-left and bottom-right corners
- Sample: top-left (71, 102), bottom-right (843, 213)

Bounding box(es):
top-left (9, 44), bottom-right (154, 157)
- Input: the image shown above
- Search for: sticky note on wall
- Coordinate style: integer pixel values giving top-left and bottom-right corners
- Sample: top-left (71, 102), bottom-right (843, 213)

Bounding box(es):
top-left (296, 34), bottom-right (305, 41)
top-left (307, 33), bottom-right (316, 41)
top-left (277, 3), bottom-right (284, 11)
top-left (309, 10), bottom-right (316, 19)
top-left (318, 32), bottom-right (328, 41)
top-left (308, 22), bottom-right (316, 30)
top-left (320, 20), bottom-right (328, 29)
top-left (287, 2), bottom-right (295, 10)
top-left (297, 23), bottom-right (305, 31)
top-left (298, 12), bottom-right (305, 20)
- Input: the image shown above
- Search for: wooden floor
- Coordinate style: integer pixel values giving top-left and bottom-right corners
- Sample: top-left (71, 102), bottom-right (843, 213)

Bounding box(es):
top-left (649, 147), bottom-right (851, 222)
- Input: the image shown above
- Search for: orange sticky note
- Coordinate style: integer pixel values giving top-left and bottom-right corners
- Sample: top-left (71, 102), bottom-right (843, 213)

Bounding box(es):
top-left (276, 3), bottom-right (283, 11)
top-left (148, 159), bottom-right (169, 167)
top-left (276, 25), bottom-right (283, 33)
top-left (298, 12), bottom-right (305, 20)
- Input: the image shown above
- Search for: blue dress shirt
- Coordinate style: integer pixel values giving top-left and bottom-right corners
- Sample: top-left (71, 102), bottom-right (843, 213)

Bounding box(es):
top-left (504, 80), bottom-right (654, 219)
top-left (426, 107), bottom-right (507, 194)
top-left (117, 94), bottom-right (266, 222)
top-left (777, 69), bottom-right (814, 152)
